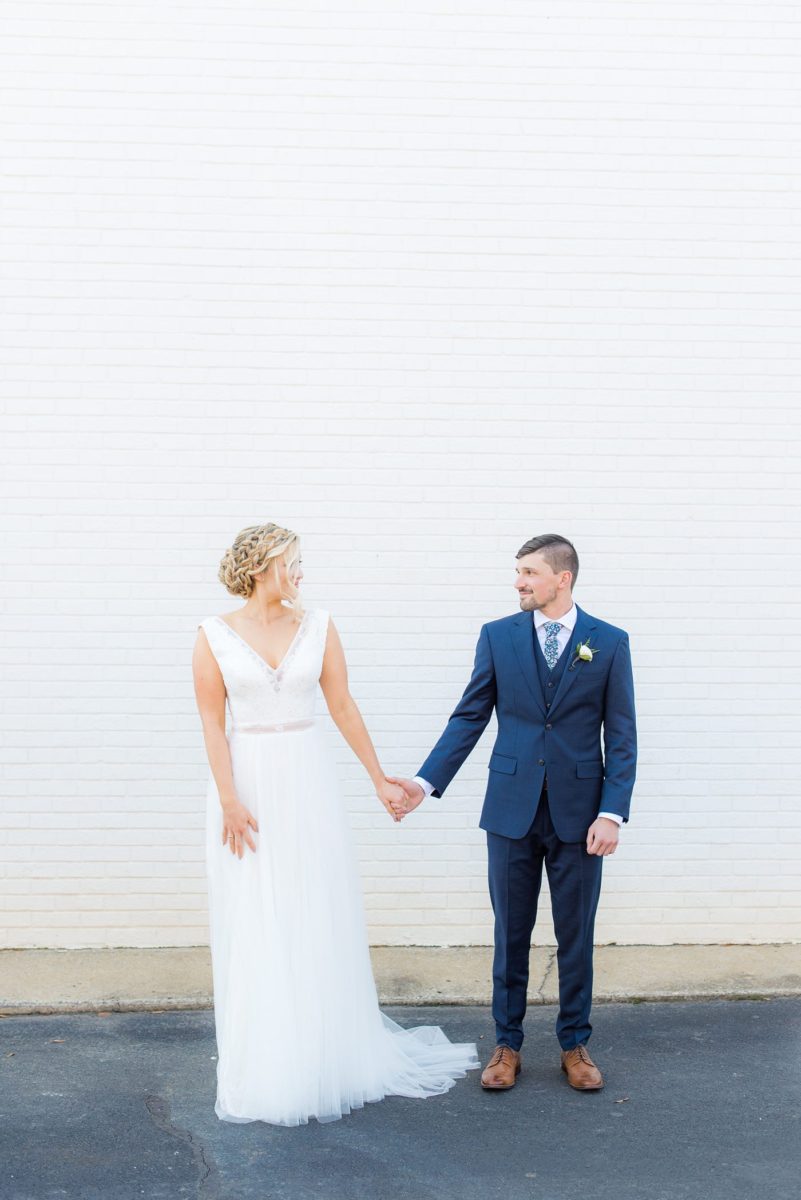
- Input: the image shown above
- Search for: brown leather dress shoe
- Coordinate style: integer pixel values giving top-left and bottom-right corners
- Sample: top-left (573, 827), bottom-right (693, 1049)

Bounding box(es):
top-left (481, 1045), bottom-right (521, 1090)
top-left (560, 1044), bottom-right (604, 1090)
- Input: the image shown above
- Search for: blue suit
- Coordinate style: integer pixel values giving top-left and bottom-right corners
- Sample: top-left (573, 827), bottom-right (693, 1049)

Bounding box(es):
top-left (418, 604), bottom-right (636, 1050)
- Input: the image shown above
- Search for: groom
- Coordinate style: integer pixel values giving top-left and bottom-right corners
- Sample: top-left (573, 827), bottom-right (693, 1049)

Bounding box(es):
top-left (392, 534), bottom-right (636, 1091)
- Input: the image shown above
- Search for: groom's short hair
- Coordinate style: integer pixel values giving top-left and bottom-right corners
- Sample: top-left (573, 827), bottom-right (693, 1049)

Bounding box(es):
top-left (516, 534), bottom-right (579, 588)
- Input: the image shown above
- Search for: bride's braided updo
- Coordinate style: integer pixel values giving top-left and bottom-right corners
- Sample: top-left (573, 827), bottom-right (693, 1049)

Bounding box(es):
top-left (218, 523), bottom-right (302, 612)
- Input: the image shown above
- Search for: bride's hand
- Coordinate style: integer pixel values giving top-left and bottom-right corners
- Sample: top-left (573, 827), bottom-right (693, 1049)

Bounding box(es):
top-left (221, 800), bottom-right (259, 858)
top-left (376, 778), bottom-right (406, 823)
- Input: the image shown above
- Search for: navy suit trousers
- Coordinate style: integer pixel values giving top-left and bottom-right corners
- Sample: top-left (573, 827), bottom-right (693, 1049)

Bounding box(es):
top-left (487, 785), bottom-right (603, 1052)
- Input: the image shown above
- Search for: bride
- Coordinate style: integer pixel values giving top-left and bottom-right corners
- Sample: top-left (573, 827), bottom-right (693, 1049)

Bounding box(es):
top-left (192, 522), bottom-right (479, 1126)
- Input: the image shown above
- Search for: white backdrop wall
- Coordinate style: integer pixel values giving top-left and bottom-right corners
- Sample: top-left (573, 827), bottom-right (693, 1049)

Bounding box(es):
top-left (2, 2), bottom-right (800, 948)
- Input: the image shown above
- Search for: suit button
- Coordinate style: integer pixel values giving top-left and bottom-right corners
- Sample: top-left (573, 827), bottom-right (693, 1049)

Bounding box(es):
top-left (547, 681), bottom-right (555, 689)
top-left (538, 758), bottom-right (545, 766)
top-left (545, 723), bottom-right (552, 730)
top-left (546, 702), bottom-right (551, 709)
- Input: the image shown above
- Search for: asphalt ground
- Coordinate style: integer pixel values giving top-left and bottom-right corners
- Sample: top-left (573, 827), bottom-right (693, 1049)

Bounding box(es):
top-left (2, 999), bottom-right (800, 1200)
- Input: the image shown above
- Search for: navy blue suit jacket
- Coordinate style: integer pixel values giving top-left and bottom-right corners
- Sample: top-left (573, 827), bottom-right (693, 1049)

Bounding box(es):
top-left (417, 605), bottom-right (637, 842)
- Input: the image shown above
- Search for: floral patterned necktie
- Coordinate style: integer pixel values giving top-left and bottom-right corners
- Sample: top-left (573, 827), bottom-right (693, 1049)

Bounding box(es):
top-left (543, 621), bottom-right (563, 670)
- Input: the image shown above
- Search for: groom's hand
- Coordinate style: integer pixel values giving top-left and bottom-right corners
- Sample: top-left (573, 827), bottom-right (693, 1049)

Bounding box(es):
top-left (586, 817), bottom-right (620, 856)
top-left (386, 777), bottom-right (425, 816)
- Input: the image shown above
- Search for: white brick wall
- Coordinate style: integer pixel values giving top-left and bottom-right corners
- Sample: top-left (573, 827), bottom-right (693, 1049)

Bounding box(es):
top-left (2, 2), bottom-right (800, 947)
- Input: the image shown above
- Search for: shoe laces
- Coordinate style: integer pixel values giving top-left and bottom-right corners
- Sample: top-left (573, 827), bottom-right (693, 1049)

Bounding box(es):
top-left (489, 1046), bottom-right (517, 1067)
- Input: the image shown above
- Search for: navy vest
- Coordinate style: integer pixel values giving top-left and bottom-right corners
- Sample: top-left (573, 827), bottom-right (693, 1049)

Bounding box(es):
top-left (533, 623), bottom-right (571, 794)
top-left (532, 620), bottom-right (571, 710)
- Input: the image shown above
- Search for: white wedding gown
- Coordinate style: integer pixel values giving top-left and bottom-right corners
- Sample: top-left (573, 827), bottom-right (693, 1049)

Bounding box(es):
top-left (200, 608), bottom-right (479, 1126)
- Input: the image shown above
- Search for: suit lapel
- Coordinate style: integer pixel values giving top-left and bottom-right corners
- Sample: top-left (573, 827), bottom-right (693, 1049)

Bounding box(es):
top-left (547, 605), bottom-right (597, 718)
top-left (509, 612), bottom-right (547, 716)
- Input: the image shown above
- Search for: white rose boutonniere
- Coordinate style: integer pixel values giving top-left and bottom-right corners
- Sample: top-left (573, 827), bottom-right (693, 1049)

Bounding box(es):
top-left (569, 640), bottom-right (601, 671)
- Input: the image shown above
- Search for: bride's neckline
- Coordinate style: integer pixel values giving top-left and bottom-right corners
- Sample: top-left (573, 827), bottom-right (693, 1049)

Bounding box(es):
top-left (214, 610), bottom-right (310, 675)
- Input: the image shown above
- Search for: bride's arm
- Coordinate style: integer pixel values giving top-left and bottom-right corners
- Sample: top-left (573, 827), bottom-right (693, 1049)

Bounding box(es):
top-left (319, 619), bottom-right (406, 822)
top-left (192, 630), bottom-right (238, 805)
top-left (192, 629), bottom-right (258, 855)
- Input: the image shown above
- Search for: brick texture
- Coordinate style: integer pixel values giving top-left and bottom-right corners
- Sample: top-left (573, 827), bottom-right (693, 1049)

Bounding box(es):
top-left (1, 2), bottom-right (799, 946)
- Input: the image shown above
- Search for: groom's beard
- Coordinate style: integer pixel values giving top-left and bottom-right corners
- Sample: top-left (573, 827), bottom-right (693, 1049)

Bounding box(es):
top-left (518, 591), bottom-right (556, 612)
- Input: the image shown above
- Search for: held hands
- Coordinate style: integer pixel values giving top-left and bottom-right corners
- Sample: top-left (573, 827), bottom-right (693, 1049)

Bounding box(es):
top-left (586, 817), bottom-right (619, 856)
top-left (385, 777), bottom-right (425, 819)
top-left (375, 777), bottom-right (408, 823)
top-left (221, 798), bottom-right (259, 858)
top-left (375, 776), bottom-right (425, 822)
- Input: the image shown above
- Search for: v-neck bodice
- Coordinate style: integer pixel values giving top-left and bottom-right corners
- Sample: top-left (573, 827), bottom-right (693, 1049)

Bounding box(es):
top-left (214, 611), bottom-right (311, 676)
top-left (199, 608), bottom-right (329, 729)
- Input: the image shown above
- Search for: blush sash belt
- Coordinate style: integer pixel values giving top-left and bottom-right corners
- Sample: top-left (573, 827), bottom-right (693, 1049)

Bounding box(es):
top-left (231, 719), bottom-right (316, 735)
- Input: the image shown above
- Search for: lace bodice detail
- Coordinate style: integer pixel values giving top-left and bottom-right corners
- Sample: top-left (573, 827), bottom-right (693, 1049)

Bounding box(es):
top-left (199, 609), bottom-right (330, 728)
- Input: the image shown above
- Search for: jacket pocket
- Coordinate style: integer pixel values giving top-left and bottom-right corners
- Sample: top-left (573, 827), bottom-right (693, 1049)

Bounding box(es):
top-left (576, 760), bottom-right (604, 778)
top-left (489, 752), bottom-right (517, 775)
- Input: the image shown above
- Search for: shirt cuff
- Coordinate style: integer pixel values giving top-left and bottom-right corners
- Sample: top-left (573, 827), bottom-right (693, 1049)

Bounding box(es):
top-left (413, 776), bottom-right (435, 797)
top-left (598, 811), bottom-right (623, 826)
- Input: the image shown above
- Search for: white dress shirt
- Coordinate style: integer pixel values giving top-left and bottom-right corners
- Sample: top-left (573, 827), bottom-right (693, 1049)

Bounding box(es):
top-left (414, 604), bottom-right (623, 827)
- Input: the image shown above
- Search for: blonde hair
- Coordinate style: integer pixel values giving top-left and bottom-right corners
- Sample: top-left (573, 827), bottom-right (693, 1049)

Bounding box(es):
top-left (218, 524), bottom-right (303, 615)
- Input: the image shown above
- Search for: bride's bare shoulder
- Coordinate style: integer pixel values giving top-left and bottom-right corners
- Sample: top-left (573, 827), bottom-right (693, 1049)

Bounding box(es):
top-left (207, 610), bottom-right (252, 630)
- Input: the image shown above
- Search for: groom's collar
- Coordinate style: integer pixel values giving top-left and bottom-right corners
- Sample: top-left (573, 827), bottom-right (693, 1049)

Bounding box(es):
top-left (533, 603), bottom-right (577, 632)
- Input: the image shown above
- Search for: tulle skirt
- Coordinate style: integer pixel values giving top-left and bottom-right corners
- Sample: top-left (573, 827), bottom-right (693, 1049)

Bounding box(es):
top-left (205, 721), bottom-right (479, 1126)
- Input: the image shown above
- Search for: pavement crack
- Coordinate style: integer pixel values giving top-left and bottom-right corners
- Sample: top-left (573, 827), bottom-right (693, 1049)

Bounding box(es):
top-left (145, 1092), bottom-right (220, 1199)
top-left (540, 948), bottom-right (558, 998)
